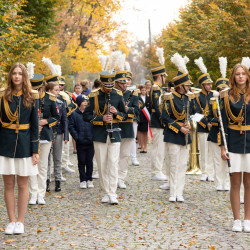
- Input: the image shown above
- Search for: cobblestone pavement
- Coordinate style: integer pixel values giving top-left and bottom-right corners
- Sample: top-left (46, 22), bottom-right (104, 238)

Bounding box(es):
top-left (0, 143), bottom-right (250, 249)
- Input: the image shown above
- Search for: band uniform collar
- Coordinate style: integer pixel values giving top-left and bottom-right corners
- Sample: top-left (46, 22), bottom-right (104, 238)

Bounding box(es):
top-left (236, 87), bottom-right (246, 94)
top-left (40, 92), bottom-right (45, 99)
top-left (153, 81), bottom-right (162, 88)
top-left (201, 88), bottom-right (209, 95)
top-left (173, 90), bottom-right (183, 98)
top-left (13, 90), bottom-right (23, 96)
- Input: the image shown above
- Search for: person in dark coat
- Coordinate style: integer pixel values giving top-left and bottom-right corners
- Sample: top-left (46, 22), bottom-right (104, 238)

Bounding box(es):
top-left (69, 94), bottom-right (94, 189)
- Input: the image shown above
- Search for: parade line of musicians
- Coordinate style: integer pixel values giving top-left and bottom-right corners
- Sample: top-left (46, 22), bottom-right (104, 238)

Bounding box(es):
top-left (0, 53), bottom-right (249, 235)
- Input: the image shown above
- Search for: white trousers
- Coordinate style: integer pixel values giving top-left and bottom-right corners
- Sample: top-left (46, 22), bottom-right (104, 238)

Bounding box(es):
top-left (29, 142), bottom-right (52, 198)
top-left (166, 143), bottom-right (189, 197)
top-left (198, 133), bottom-right (214, 177)
top-left (130, 121), bottom-right (138, 160)
top-left (94, 137), bottom-right (120, 197)
top-left (151, 128), bottom-right (165, 175)
top-left (118, 138), bottom-right (133, 181)
top-left (208, 141), bottom-right (229, 186)
top-left (61, 134), bottom-right (72, 169)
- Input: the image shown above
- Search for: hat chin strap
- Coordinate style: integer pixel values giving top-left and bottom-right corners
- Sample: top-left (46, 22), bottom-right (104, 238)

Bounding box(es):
top-left (117, 83), bottom-right (126, 93)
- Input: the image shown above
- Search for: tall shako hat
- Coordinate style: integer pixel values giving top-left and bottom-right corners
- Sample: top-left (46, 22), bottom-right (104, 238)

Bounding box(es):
top-left (100, 72), bottom-right (115, 89)
top-left (26, 62), bottom-right (44, 89)
top-left (194, 57), bottom-right (213, 85)
top-left (171, 53), bottom-right (192, 87)
top-left (241, 57), bottom-right (250, 70)
top-left (59, 76), bottom-right (66, 85)
top-left (216, 57), bottom-right (229, 89)
top-left (125, 62), bottom-right (132, 79)
top-left (151, 47), bottom-right (167, 77)
top-left (42, 57), bottom-right (60, 83)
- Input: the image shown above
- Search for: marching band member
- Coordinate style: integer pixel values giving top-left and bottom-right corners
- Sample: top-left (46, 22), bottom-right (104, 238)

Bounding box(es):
top-left (58, 77), bottom-right (77, 174)
top-left (161, 53), bottom-right (192, 202)
top-left (0, 63), bottom-right (39, 234)
top-left (207, 57), bottom-right (230, 191)
top-left (46, 81), bottom-right (69, 192)
top-left (115, 70), bottom-right (139, 189)
top-left (149, 48), bottom-right (168, 181)
top-left (220, 61), bottom-right (250, 232)
top-left (29, 59), bottom-right (60, 205)
top-left (194, 57), bottom-right (214, 182)
top-left (83, 72), bottom-right (127, 205)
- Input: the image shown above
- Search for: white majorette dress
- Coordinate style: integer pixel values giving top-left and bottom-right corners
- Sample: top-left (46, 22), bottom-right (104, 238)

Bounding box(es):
top-left (0, 89), bottom-right (39, 176)
top-left (220, 88), bottom-right (250, 173)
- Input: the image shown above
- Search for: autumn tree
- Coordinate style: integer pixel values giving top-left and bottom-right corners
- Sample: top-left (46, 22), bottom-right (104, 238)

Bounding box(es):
top-left (154, 0), bottom-right (249, 85)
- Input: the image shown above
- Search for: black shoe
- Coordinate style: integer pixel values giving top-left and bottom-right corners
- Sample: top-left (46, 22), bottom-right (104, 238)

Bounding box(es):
top-left (46, 179), bottom-right (50, 192)
top-left (55, 180), bottom-right (61, 192)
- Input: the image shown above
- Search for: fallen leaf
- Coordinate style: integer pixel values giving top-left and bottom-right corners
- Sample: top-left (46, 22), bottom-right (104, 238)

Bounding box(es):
top-left (37, 229), bottom-right (42, 233)
top-left (5, 240), bottom-right (16, 244)
top-left (110, 243), bottom-right (114, 247)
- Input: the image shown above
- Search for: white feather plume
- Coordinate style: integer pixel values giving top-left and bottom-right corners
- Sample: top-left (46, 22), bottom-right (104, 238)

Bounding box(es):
top-left (156, 47), bottom-right (165, 66)
top-left (241, 57), bottom-right (250, 69)
top-left (109, 51), bottom-right (122, 73)
top-left (54, 64), bottom-right (62, 76)
top-left (98, 55), bottom-right (108, 71)
top-left (125, 61), bottom-right (131, 71)
top-left (194, 57), bottom-right (207, 74)
top-left (183, 55), bottom-right (190, 65)
top-left (219, 57), bottom-right (227, 78)
top-left (26, 62), bottom-right (35, 79)
top-left (117, 53), bottom-right (126, 71)
top-left (171, 53), bottom-right (187, 73)
top-left (104, 55), bottom-right (110, 71)
top-left (42, 57), bottom-right (57, 75)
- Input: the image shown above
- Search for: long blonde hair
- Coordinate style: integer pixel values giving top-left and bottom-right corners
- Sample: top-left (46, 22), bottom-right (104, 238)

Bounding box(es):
top-left (229, 64), bottom-right (250, 104)
top-left (4, 63), bottom-right (33, 109)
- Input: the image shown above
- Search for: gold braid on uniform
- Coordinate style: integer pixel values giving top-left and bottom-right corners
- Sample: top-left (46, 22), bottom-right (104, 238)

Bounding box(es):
top-left (0, 98), bottom-right (20, 133)
top-left (169, 98), bottom-right (186, 121)
top-left (195, 97), bottom-right (209, 118)
top-left (224, 95), bottom-right (244, 126)
top-left (94, 95), bottom-right (107, 116)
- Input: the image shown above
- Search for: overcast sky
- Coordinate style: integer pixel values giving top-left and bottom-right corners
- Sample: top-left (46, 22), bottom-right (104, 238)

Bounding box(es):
top-left (116, 0), bottom-right (190, 42)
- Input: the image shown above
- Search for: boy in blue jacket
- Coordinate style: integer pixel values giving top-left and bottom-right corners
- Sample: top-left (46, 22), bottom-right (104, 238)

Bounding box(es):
top-left (69, 95), bottom-right (94, 188)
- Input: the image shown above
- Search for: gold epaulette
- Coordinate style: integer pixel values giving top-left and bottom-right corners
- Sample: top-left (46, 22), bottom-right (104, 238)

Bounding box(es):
top-left (31, 89), bottom-right (39, 99)
top-left (186, 91), bottom-right (195, 100)
top-left (170, 87), bottom-right (175, 92)
top-left (46, 92), bottom-right (57, 102)
top-left (65, 91), bottom-right (72, 98)
top-left (162, 92), bottom-right (173, 101)
top-left (209, 97), bottom-right (216, 105)
top-left (132, 89), bottom-right (138, 96)
top-left (59, 91), bottom-right (71, 105)
top-left (88, 89), bottom-right (99, 98)
top-left (0, 87), bottom-right (6, 97)
top-left (137, 88), bottom-right (141, 94)
top-left (115, 89), bottom-right (123, 96)
top-left (194, 90), bottom-right (201, 97)
top-left (152, 85), bottom-right (161, 91)
top-left (220, 88), bottom-right (229, 98)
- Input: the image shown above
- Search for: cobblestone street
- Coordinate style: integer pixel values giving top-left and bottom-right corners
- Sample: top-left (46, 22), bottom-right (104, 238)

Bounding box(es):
top-left (0, 144), bottom-right (250, 249)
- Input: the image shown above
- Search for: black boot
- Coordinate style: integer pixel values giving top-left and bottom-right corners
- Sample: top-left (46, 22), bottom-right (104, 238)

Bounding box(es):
top-left (46, 179), bottom-right (50, 192)
top-left (55, 180), bottom-right (61, 192)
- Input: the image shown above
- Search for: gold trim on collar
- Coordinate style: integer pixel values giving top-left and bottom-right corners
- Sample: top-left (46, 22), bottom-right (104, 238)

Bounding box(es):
top-left (40, 92), bottom-right (45, 99)
top-left (173, 91), bottom-right (182, 98)
top-left (153, 81), bottom-right (162, 87)
top-left (236, 87), bottom-right (246, 94)
top-left (13, 90), bottom-right (23, 96)
top-left (201, 89), bottom-right (209, 95)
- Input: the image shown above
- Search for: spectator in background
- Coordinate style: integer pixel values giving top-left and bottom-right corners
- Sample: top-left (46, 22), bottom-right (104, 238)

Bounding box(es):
top-left (69, 95), bottom-right (94, 189)
top-left (93, 79), bottom-right (101, 90)
top-left (80, 80), bottom-right (91, 96)
top-left (145, 80), bottom-right (151, 96)
top-left (138, 85), bottom-right (150, 153)
top-left (72, 83), bottom-right (83, 102)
